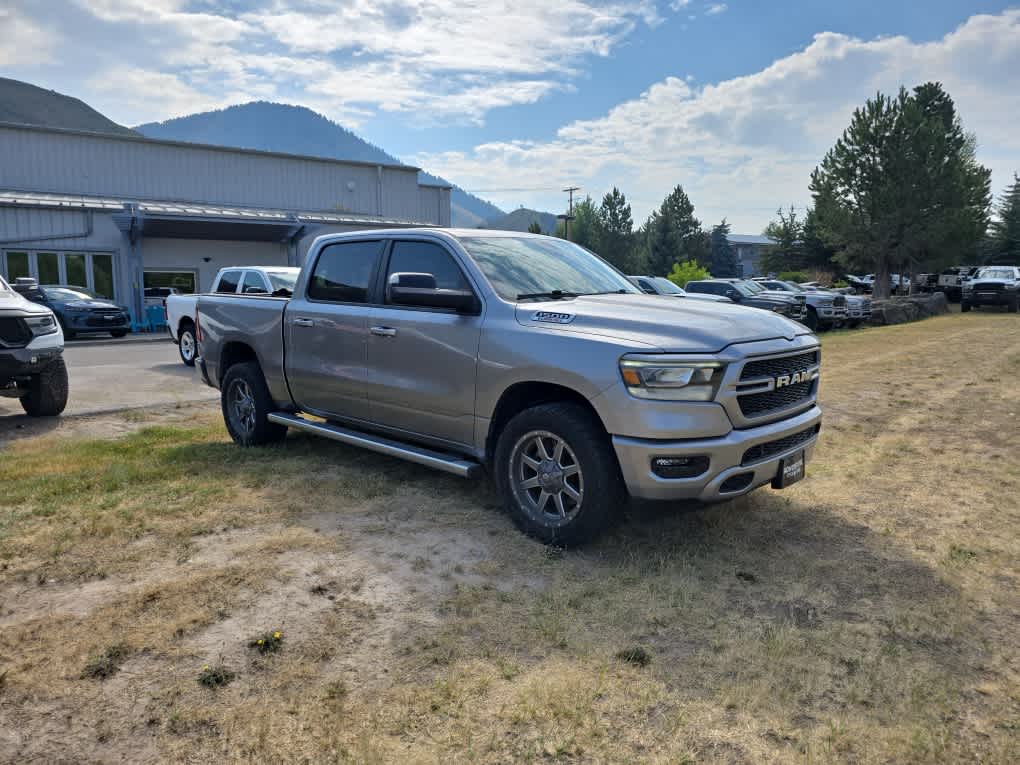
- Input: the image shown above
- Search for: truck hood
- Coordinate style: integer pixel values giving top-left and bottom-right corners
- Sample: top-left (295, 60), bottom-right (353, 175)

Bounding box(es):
top-left (515, 294), bottom-right (810, 353)
top-left (0, 289), bottom-right (49, 316)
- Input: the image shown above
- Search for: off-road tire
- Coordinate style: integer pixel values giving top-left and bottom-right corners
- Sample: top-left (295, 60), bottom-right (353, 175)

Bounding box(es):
top-left (111, 330), bottom-right (128, 338)
top-left (848, 320), bottom-right (861, 329)
top-left (1008, 297), bottom-right (1019, 314)
top-left (961, 301), bottom-right (972, 313)
top-left (494, 402), bottom-right (624, 546)
top-left (178, 323), bottom-right (197, 367)
top-left (221, 361), bottom-right (287, 446)
top-left (802, 307), bottom-right (819, 332)
top-left (20, 356), bottom-right (69, 417)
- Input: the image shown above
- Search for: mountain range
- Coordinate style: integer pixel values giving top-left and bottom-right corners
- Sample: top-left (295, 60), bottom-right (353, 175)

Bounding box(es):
top-left (0, 77), bottom-right (557, 230)
top-left (135, 102), bottom-right (504, 227)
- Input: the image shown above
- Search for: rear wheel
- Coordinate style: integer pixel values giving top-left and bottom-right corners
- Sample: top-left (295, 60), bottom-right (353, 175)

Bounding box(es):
top-left (111, 330), bottom-right (128, 338)
top-left (20, 356), bottom-right (69, 417)
top-left (178, 324), bottom-right (197, 366)
top-left (961, 301), bottom-right (972, 313)
top-left (1008, 297), bottom-right (1019, 314)
top-left (221, 361), bottom-right (287, 446)
top-left (494, 402), bottom-right (623, 546)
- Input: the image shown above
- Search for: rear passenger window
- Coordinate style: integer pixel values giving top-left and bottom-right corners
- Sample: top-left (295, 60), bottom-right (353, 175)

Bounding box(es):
top-left (240, 272), bottom-right (268, 294)
top-left (308, 241), bottom-right (383, 303)
top-left (216, 271), bottom-right (241, 293)
top-left (385, 241), bottom-right (470, 299)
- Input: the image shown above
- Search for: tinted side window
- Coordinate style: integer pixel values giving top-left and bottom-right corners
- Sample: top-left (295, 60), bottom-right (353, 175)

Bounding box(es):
top-left (385, 241), bottom-right (470, 299)
top-left (240, 271), bottom-right (268, 294)
top-left (636, 279), bottom-right (656, 294)
top-left (308, 241), bottom-right (383, 303)
top-left (686, 282), bottom-right (708, 294)
top-left (216, 271), bottom-right (241, 293)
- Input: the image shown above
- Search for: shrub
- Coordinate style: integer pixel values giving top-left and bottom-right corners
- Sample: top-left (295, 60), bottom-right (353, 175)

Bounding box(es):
top-left (667, 260), bottom-right (711, 288)
top-left (777, 270), bottom-right (812, 283)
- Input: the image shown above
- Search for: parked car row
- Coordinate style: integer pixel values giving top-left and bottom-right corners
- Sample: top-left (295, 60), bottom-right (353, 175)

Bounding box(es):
top-left (9, 278), bottom-right (132, 339)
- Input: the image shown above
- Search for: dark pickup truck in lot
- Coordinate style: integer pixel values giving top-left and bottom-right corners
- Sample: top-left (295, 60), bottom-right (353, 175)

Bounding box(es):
top-left (961, 266), bottom-right (1020, 312)
top-left (196, 230), bottom-right (822, 544)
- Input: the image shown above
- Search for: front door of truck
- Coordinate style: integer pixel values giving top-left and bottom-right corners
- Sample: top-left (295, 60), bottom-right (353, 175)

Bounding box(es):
top-left (284, 239), bottom-right (384, 419)
top-left (365, 239), bottom-right (483, 448)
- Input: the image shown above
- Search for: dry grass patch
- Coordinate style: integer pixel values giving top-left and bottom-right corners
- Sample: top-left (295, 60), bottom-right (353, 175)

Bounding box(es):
top-left (1, 312), bottom-right (1018, 763)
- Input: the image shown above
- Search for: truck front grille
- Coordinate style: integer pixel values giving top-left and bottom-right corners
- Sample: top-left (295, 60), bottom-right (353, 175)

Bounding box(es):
top-left (972, 282), bottom-right (1004, 291)
top-left (741, 425), bottom-right (820, 466)
top-left (737, 350), bottom-right (819, 419)
top-left (739, 381), bottom-right (814, 416)
top-left (0, 317), bottom-right (32, 348)
top-left (833, 295), bottom-right (847, 307)
top-left (740, 350), bottom-right (818, 381)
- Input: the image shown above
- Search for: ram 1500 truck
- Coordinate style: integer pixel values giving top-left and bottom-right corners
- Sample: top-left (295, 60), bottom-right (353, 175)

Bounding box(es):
top-left (197, 230), bottom-right (822, 544)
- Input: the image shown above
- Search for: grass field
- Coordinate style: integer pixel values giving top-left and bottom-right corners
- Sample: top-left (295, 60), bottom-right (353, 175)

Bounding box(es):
top-left (1, 312), bottom-right (1018, 764)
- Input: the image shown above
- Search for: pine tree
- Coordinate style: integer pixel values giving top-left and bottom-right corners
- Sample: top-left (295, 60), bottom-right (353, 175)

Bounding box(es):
top-left (645, 185), bottom-right (707, 275)
top-left (810, 83), bottom-right (990, 298)
top-left (990, 174), bottom-right (1020, 264)
top-left (596, 187), bottom-right (634, 271)
top-left (761, 207), bottom-right (804, 274)
top-left (527, 221), bottom-right (542, 234)
top-left (709, 219), bottom-right (739, 277)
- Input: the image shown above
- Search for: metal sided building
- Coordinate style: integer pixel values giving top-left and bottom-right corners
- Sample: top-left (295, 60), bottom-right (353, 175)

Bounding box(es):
top-left (0, 121), bottom-right (451, 325)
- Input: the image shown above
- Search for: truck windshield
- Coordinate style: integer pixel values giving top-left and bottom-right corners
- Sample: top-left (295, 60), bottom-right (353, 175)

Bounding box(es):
top-left (651, 277), bottom-right (684, 294)
top-left (977, 268), bottom-right (1016, 280)
top-left (458, 236), bottom-right (638, 301)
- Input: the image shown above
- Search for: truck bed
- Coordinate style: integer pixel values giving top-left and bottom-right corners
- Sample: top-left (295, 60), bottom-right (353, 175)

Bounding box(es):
top-left (197, 294), bottom-right (290, 404)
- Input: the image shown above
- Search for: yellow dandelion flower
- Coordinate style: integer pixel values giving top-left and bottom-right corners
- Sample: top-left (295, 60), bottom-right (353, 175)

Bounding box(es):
top-left (203, 665), bottom-right (209, 670)
top-left (273, 632), bottom-right (282, 640)
top-left (257, 639), bottom-right (264, 645)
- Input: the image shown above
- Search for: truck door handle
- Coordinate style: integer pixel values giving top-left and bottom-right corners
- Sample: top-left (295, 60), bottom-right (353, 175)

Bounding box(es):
top-left (370, 326), bottom-right (397, 337)
top-left (293, 318), bottom-right (315, 327)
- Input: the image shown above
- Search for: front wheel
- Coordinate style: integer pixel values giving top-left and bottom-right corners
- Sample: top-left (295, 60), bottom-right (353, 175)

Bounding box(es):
top-left (802, 307), bottom-right (819, 332)
top-left (178, 324), bottom-right (197, 367)
top-left (961, 301), bottom-right (972, 313)
top-left (221, 361), bottom-right (287, 446)
top-left (20, 357), bottom-right (69, 417)
top-left (1008, 298), bottom-right (1019, 314)
top-left (494, 402), bottom-right (624, 546)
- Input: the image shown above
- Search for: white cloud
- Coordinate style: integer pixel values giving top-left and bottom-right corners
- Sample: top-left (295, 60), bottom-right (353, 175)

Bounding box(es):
top-left (415, 10), bottom-right (1020, 232)
top-left (24, 0), bottom-right (659, 126)
top-left (705, 3), bottom-right (727, 15)
top-left (0, 6), bottom-right (57, 66)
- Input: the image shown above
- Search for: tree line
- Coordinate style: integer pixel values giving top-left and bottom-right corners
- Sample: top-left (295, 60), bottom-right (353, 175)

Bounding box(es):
top-left (530, 185), bottom-right (739, 285)
top-left (529, 81), bottom-right (1019, 298)
top-left (762, 81), bottom-right (1019, 298)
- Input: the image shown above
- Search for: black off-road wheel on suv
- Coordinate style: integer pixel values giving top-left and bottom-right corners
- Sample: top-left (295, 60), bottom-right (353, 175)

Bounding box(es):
top-left (221, 361), bottom-right (288, 446)
top-left (1008, 296), bottom-right (1019, 314)
top-left (802, 307), bottom-right (819, 332)
top-left (494, 402), bottom-right (624, 546)
top-left (177, 322), bottom-right (197, 367)
top-left (20, 356), bottom-right (69, 417)
top-left (961, 301), bottom-right (972, 313)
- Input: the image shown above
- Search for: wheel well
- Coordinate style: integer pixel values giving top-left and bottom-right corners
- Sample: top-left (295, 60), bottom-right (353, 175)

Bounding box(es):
top-left (178, 316), bottom-right (195, 334)
top-left (218, 342), bottom-right (259, 383)
top-left (486, 382), bottom-right (605, 462)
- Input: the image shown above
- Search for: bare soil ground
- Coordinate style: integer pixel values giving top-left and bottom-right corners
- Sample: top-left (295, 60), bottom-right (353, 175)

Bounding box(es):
top-left (0, 312), bottom-right (1017, 764)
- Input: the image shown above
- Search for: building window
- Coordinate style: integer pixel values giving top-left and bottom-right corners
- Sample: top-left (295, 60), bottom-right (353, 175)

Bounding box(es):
top-left (93, 254), bottom-right (115, 299)
top-left (144, 271), bottom-right (196, 294)
top-left (37, 252), bottom-right (60, 284)
top-left (3, 251), bottom-right (29, 281)
top-left (66, 253), bottom-right (88, 288)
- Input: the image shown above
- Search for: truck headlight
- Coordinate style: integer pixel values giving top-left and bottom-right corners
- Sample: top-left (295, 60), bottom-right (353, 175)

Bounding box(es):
top-left (619, 358), bottom-right (724, 401)
top-left (24, 314), bottom-right (58, 336)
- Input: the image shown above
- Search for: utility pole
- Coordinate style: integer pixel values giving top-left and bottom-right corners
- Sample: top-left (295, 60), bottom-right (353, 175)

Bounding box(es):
top-left (562, 186), bottom-right (580, 241)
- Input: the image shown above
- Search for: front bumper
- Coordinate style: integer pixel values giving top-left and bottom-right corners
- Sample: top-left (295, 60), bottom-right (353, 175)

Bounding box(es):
top-left (613, 405), bottom-right (822, 501)
top-left (964, 290), bottom-right (1015, 305)
top-left (0, 331), bottom-right (64, 383)
top-left (63, 311), bottom-right (132, 332)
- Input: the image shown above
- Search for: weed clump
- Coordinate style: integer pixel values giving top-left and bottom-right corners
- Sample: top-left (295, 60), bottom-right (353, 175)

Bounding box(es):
top-left (248, 630), bottom-right (284, 655)
top-left (82, 644), bottom-right (129, 680)
top-left (615, 646), bottom-right (651, 667)
top-left (198, 664), bottom-right (235, 688)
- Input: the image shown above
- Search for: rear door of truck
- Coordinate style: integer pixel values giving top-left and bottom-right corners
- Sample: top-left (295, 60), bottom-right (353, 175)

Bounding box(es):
top-left (283, 238), bottom-right (386, 419)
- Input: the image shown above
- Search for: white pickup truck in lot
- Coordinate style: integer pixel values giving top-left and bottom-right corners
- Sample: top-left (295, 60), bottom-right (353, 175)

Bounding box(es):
top-left (196, 229), bottom-right (823, 545)
top-left (165, 266), bottom-right (299, 365)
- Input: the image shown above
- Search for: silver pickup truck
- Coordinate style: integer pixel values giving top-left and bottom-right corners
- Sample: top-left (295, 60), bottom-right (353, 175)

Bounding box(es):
top-left (197, 229), bottom-right (822, 544)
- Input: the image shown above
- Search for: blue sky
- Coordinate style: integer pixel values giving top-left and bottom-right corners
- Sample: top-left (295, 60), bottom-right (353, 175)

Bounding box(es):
top-left (1, 1), bottom-right (1018, 230)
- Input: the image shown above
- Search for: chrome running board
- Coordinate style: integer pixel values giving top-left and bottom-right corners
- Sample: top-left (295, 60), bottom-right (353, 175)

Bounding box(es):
top-left (267, 412), bottom-right (481, 478)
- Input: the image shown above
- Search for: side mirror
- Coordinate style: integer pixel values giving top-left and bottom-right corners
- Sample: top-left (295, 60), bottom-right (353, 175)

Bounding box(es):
top-left (388, 272), bottom-right (478, 313)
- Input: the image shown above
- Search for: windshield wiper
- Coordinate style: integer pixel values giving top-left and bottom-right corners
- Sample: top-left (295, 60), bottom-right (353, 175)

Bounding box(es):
top-left (516, 290), bottom-right (579, 301)
top-left (581, 289), bottom-right (631, 296)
